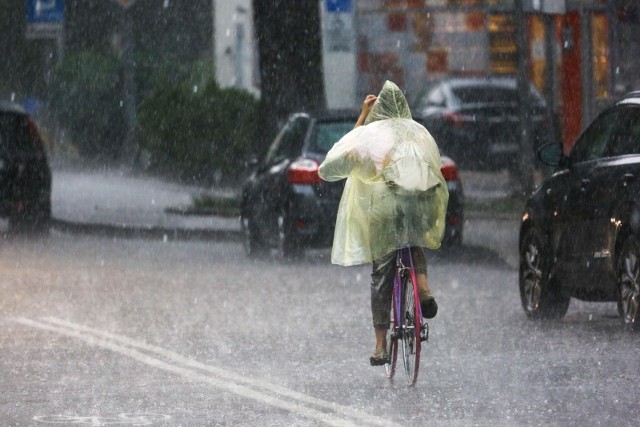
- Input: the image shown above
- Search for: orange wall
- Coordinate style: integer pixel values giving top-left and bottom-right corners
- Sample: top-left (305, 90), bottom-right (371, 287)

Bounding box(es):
top-left (561, 12), bottom-right (582, 153)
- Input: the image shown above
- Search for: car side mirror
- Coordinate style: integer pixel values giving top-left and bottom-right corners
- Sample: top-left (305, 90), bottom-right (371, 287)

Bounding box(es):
top-left (243, 155), bottom-right (265, 177)
top-left (537, 142), bottom-right (564, 167)
top-left (245, 155), bottom-right (260, 169)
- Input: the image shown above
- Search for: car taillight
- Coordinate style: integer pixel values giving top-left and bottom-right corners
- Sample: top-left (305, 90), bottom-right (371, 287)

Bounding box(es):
top-left (440, 161), bottom-right (459, 181)
top-left (27, 118), bottom-right (46, 153)
top-left (448, 214), bottom-right (460, 225)
top-left (27, 118), bottom-right (40, 140)
top-left (443, 112), bottom-right (467, 128)
top-left (287, 158), bottom-right (320, 184)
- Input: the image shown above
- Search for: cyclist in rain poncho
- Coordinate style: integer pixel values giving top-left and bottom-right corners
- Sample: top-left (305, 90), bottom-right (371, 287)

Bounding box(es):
top-left (319, 81), bottom-right (449, 365)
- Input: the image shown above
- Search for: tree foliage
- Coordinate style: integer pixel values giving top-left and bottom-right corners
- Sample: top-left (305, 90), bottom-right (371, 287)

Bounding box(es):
top-left (137, 67), bottom-right (260, 185)
top-left (50, 50), bottom-right (126, 161)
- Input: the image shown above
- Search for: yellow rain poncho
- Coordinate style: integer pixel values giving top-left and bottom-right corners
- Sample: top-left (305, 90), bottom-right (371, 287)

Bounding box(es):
top-left (319, 80), bottom-right (449, 266)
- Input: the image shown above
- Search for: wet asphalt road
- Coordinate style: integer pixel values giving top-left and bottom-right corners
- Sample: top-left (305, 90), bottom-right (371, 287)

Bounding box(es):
top-left (1, 231), bottom-right (638, 426)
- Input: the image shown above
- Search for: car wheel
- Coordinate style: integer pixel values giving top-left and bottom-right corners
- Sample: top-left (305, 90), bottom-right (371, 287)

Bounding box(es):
top-left (9, 200), bottom-right (51, 236)
top-left (276, 211), bottom-right (300, 260)
top-left (519, 227), bottom-right (570, 320)
top-left (240, 213), bottom-right (266, 258)
top-left (616, 234), bottom-right (640, 331)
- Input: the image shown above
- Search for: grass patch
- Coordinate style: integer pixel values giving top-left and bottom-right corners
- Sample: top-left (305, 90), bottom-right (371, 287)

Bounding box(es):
top-left (190, 193), bottom-right (240, 217)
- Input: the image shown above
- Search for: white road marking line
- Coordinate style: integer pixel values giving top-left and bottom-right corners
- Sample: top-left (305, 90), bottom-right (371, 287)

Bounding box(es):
top-left (33, 413), bottom-right (171, 425)
top-left (13, 317), bottom-right (398, 427)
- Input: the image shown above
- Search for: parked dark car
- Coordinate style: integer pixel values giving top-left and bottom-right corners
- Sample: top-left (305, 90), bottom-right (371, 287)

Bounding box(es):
top-left (414, 77), bottom-right (555, 172)
top-left (519, 91), bottom-right (640, 330)
top-left (240, 110), bottom-right (464, 259)
top-left (0, 101), bottom-right (52, 233)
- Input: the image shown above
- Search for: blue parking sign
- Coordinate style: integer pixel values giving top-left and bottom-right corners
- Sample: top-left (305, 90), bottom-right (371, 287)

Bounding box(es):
top-left (26, 0), bottom-right (65, 24)
top-left (326, 0), bottom-right (352, 13)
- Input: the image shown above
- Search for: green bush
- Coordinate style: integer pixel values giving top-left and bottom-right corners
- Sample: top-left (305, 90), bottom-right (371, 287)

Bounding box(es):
top-left (50, 50), bottom-right (125, 161)
top-left (134, 51), bottom-right (194, 102)
top-left (49, 51), bottom-right (260, 181)
top-left (137, 69), bottom-right (260, 186)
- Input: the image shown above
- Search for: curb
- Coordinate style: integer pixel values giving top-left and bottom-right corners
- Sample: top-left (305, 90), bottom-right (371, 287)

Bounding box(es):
top-left (50, 218), bottom-right (243, 242)
top-left (164, 207), bottom-right (239, 218)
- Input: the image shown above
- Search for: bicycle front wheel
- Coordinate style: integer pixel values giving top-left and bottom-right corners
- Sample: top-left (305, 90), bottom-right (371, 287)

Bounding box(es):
top-left (385, 292), bottom-right (398, 379)
top-left (401, 272), bottom-right (421, 385)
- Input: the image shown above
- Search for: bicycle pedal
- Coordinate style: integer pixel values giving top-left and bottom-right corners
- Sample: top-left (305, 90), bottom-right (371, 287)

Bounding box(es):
top-left (420, 324), bottom-right (429, 342)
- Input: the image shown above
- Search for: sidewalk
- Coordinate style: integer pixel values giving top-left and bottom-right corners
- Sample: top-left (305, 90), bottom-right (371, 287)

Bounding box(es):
top-left (46, 168), bottom-right (520, 269)
top-left (51, 169), bottom-right (240, 239)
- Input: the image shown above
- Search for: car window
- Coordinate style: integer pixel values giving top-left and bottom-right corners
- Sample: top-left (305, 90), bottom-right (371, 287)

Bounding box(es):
top-left (570, 109), bottom-right (623, 163)
top-left (310, 121), bottom-right (354, 154)
top-left (265, 116), bottom-right (310, 164)
top-left (607, 108), bottom-right (640, 157)
top-left (0, 113), bottom-right (21, 158)
top-left (15, 115), bottom-right (37, 155)
top-left (0, 113), bottom-right (36, 154)
top-left (450, 85), bottom-right (545, 107)
top-left (452, 87), bottom-right (514, 104)
top-left (426, 87), bottom-right (445, 107)
top-left (0, 116), bottom-right (5, 153)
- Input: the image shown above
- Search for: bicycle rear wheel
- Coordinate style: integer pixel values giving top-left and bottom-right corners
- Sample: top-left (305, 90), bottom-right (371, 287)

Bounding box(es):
top-left (401, 271), bottom-right (421, 385)
top-left (385, 292), bottom-right (398, 379)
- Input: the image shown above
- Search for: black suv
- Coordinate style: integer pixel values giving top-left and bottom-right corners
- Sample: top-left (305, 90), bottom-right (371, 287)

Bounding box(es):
top-left (240, 110), bottom-right (464, 259)
top-left (0, 101), bottom-right (52, 233)
top-left (519, 91), bottom-right (640, 330)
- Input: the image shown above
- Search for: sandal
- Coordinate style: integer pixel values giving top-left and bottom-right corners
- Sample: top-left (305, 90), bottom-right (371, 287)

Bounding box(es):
top-left (369, 347), bottom-right (389, 366)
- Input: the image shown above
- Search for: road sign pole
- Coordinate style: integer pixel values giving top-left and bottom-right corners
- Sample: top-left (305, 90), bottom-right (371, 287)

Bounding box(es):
top-left (122, 7), bottom-right (136, 166)
top-left (516, 0), bottom-right (534, 195)
top-left (112, 0), bottom-right (137, 166)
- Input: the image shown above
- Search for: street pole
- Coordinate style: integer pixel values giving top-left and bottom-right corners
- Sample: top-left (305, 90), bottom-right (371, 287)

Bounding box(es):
top-left (121, 7), bottom-right (137, 167)
top-left (112, 0), bottom-right (137, 167)
top-left (211, 0), bottom-right (216, 67)
top-left (516, 0), bottom-right (534, 195)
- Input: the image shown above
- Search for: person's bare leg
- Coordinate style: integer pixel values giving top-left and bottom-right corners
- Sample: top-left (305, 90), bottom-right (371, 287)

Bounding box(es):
top-left (375, 328), bottom-right (387, 351)
top-left (416, 272), bottom-right (430, 295)
top-left (370, 328), bottom-right (389, 365)
top-left (370, 253), bottom-right (394, 364)
top-left (411, 248), bottom-right (431, 295)
top-left (412, 247), bottom-right (437, 318)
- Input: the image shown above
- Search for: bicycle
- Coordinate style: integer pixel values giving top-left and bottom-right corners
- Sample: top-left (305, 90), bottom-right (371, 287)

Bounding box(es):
top-left (383, 246), bottom-right (429, 386)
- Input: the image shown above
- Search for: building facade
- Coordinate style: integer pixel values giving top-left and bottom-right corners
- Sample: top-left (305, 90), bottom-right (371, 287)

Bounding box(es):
top-left (333, 0), bottom-right (640, 150)
top-left (213, 0), bottom-right (260, 97)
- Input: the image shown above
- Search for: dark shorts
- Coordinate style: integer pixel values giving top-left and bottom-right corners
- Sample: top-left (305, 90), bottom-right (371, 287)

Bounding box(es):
top-left (370, 247), bottom-right (427, 330)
